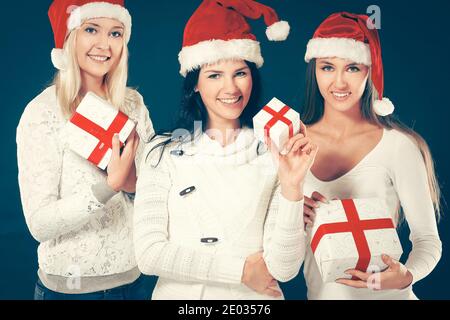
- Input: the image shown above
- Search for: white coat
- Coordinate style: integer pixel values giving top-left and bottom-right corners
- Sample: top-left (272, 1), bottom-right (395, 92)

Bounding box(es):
top-left (134, 128), bottom-right (306, 299)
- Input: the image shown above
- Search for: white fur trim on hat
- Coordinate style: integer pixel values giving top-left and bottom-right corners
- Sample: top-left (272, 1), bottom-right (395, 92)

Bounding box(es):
top-left (266, 20), bottom-right (290, 41)
top-left (373, 97), bottom-right (395, 116)
top-left (67, 2), bottom-right (132, 43)
top-left (305, 37), bottom-right (371, 66)
top-left (178, 39), bottom-right (264, 77)
top-left (51, 48), bottom-right (68, 71)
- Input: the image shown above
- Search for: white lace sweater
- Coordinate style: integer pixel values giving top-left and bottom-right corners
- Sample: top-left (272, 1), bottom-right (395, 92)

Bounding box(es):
top-left (17, 86), bottom-right (154, 280)
top-left (303, 128), bottom-right (442, 300)
top-left (134, 128), bottom-right (306, 300)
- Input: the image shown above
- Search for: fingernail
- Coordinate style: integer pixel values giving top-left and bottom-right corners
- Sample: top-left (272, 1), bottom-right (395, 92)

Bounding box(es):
top-left (314, 202), bottom-right (320, 208)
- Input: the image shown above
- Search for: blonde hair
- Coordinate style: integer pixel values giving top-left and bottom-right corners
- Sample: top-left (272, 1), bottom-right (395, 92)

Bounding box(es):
top-left (304, 59), bottom-right (441, 222)
top-left (53, 26), bottom-right (129, 118)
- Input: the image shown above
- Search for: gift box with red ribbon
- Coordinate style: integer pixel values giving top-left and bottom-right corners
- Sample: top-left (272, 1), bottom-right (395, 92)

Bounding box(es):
top-left (65, 92), bottom-right (136, 170)
top-left (253, 97), bottom-right (301, 154)
top-left (310, 198), bottom-right (403, 283)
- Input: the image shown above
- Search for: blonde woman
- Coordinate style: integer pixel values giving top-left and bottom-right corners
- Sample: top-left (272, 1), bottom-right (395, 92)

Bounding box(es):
top-left (301, 12), bottom-right (441, 299)
top-left (16, 0), bottom-right (154, 300)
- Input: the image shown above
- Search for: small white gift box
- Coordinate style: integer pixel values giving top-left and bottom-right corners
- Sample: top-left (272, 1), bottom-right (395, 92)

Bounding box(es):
top-left (65, 92), bottom-right (135, 170)
top-left (253, 97), bottom-right (301, 154)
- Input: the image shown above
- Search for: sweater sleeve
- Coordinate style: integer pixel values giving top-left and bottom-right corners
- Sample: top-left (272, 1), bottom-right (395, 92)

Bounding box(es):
top-left (133, 144), bottom-right (246, 284)
top-left (16, 101), bottom-right (108, 243)
top-left (132, 91), bottom-right (155, 177)
top-left (262, 182), bottom-right (306, 282)
top-left (392, 133), bottom-right (442, 284)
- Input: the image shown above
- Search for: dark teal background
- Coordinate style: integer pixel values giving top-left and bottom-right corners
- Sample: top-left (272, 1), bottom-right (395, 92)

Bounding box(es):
top-left (1, 0), bottom-right (449, 299)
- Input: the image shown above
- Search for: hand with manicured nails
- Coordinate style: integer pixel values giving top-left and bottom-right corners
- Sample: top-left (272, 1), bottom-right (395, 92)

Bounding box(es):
top-left (335, 254), bottom-right (414, 290)
top-left (241, 252), bottom-right (282, 298)
top-left (106, 129), bottom-right (140, 193)
top-left (269, 121), bottom-right (319, 202)
top-left (303, 191), bottom-right (329, 228)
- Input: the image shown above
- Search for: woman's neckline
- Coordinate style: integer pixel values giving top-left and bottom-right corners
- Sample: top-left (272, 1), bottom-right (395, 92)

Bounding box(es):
top-left (309, 128), bottom-right (387, 183)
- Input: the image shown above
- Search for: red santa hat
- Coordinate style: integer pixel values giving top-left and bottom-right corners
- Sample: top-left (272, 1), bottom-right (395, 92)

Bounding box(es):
top-left (48, 0), bottom-right (132, 71)
top-left (178, 0), bottom-right (290, 77)
top-left (304, 12), bottom-right (394, 116)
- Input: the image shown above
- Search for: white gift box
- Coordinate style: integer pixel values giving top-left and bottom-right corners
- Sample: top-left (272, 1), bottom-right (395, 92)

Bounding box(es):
top-left (65, 92), bottom-right (135, 170)
top-left (253, 97), bottom-right (301, 154)
top-left (310, 198), bottom-right (403, 283)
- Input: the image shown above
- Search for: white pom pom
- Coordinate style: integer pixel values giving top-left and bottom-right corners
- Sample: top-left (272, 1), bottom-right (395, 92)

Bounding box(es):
top-left (266, 21), bottom-right (290, 41)
top-left (51, 48), bottom-right (68, 71)
top-left (67, 6), bottom-right (82, 31)
top-left (373, 97), bottom-right (395, 116)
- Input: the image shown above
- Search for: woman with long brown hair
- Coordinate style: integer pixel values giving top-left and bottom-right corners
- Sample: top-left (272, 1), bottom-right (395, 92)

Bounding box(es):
top-left (133, 0), bottom-right (316, 300)
top-left (301, 12), bottom-right (441, 299)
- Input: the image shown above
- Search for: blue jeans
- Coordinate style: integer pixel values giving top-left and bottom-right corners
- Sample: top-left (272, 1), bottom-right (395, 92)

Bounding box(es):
top-left (34, 274), bottom-right (152, 300)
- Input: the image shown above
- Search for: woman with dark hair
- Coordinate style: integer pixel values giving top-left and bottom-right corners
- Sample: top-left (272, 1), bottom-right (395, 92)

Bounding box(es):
top-left (154, 60), bottom-right (262, 153)
top-left (301, 12), bottom-right (441, 299)
top-left (133, 0), bottom-right (317, 299)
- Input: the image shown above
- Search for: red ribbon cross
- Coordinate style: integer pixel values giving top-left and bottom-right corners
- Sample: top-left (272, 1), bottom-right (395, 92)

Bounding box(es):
top-left (262, 105), bottom-right (294, 141)
top-left (311, 199), bottom-right (395, 279)
top-left (70, 111), bottom-right (128, 166)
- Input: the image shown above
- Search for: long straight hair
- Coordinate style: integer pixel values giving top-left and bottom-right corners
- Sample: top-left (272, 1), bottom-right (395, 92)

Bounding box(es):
top-left (303, 58), bottom-right (441, 221)
top-left (53, 27), bottom-right (129, 118)
top-left (146, 60), bottom-right (262, 166)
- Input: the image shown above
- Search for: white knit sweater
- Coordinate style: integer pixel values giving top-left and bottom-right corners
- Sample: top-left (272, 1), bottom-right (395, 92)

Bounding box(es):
top-left (16, 86), bottom-right (154, 280)
top-left (134, 128), bottom-right (306, 300)
top-left (303, 128), bottom-right (442, 300)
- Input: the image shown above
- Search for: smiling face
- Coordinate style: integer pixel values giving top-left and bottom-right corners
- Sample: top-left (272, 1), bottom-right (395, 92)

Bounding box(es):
top-left (196, 59), bottom-right (253, 128)
top-left (75, 17), bottom-right (125, 81)
top-left (315, 57), bottom-right (369, 114)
